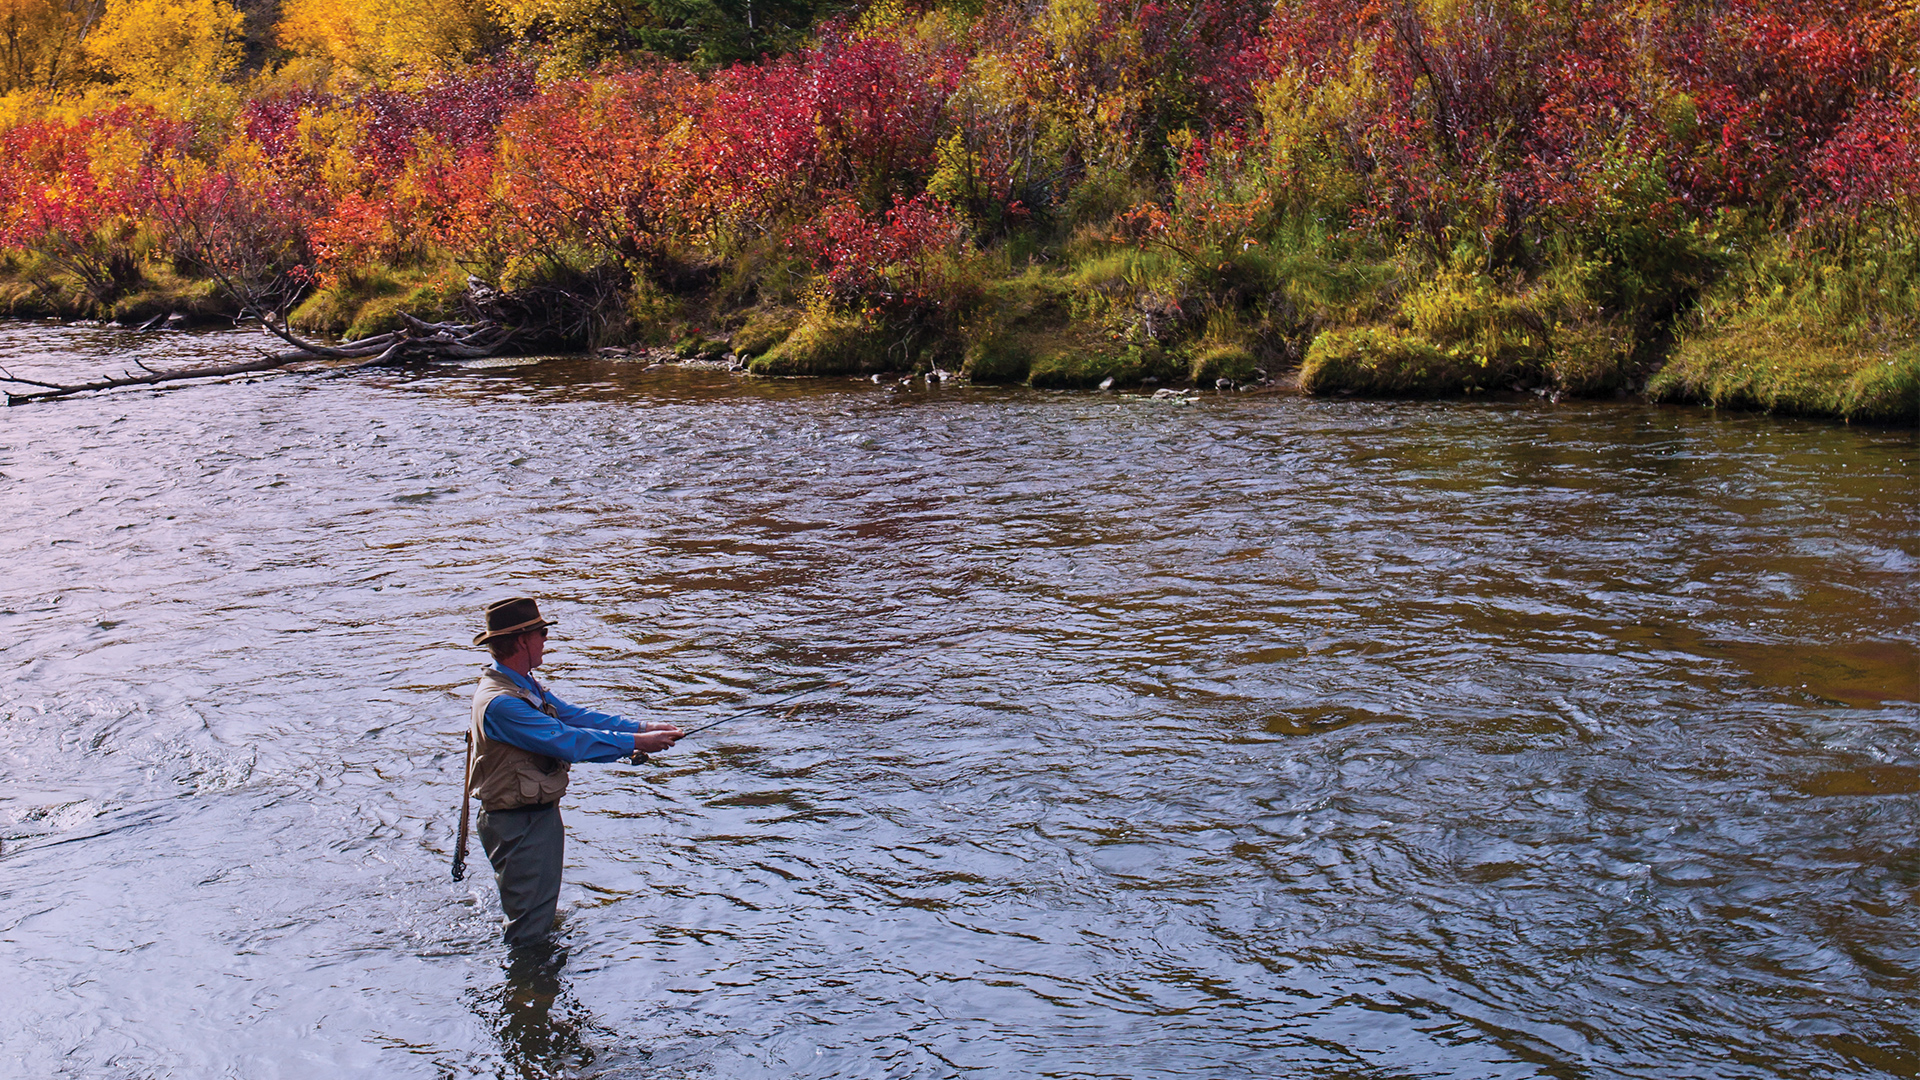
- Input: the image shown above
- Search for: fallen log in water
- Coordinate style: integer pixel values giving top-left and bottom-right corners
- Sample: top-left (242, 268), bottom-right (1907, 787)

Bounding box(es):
top-left (1, 316), bottom-right (519, 405)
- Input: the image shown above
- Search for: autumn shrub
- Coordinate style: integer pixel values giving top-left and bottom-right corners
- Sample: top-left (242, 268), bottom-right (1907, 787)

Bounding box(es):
top-left (238, 66), bottom-right (538, 286)
top-left (0, 0), bottom-right (94, 96)
top-left (697, 28), bottom-right (963, 236)
top-left (85, 0), bottom-right (245, 96)
top-left (276, 0), bottom-right (500, 88)
top-left (928, 49), bottom-right (1063, 232)
top-left (1652, 0), bottom-right (1917, 212)
top-left (1026, 0), bottom-right (1265, 181)
top-left (1113, 130), bottom-right (1272, 305)
top-left (486, 69), bottom-right (703, 282)
top-left (0, 107), bottom-right (189, 307)
top-left (146, 138), bottom-right (317, 316)
top-left (793, 193), bottom-right (983, 331)
top-left (355, 64), bottom-right (538, 172)
top-left (0, 0), bottom-right (1913, 414)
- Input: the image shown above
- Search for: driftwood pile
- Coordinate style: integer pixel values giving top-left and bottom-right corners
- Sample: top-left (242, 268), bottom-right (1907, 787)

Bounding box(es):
top-left (2, 311), bottom-right (518, 406)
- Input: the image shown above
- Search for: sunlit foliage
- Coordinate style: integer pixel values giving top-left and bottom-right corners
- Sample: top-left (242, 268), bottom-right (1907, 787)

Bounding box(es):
top-left (0, 0), bottom-right (100, 94)
top-left (83, 0), bottom-right (243, 93)
top-left (277, 0), bottom-right (498, 87)
top-left (490, 0), bottom-right (848, 72)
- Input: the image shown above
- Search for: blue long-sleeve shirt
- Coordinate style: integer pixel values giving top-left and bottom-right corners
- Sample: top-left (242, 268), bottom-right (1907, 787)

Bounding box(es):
top-left (482, 664), bottom-right (644, 763)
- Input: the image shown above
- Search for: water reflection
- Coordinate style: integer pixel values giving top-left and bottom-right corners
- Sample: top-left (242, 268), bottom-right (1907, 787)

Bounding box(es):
top-left (473, 943), bottom-right (604, 1080)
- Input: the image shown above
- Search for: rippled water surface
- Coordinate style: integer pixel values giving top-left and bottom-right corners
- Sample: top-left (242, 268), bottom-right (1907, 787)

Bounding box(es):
top-left (2, 324), bottom-right (1916, 1079)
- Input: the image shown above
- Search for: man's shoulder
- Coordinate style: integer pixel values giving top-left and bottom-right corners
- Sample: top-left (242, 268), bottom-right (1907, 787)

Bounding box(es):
top-left (475, 666), bottom-right (525, 698)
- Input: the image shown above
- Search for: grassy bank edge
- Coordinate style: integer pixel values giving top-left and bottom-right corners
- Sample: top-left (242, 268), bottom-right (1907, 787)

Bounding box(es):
top-left (5, 254), bottom-right (1915, 427)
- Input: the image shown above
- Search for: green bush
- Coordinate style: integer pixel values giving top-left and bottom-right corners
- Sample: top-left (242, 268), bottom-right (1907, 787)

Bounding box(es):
top-left (1028, 342), bottom-right (1177, 388)
top-left (1190, 340), bottom-right (1258, 384)
top-left (1187, 312), bottom-right (1259, 383)
top-left (289, 268), bottom-right (404, 336)
top-left (287, 267), bottom-right (469, 340)
top-left (1649, 336), bottom-right (1919, 424)
top-left (960, 331), bottom-right (1033, 383)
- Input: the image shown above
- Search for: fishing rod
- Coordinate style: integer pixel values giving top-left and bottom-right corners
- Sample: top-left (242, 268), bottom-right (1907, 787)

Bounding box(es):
top-left (630, 678), bottom-right (847, 763)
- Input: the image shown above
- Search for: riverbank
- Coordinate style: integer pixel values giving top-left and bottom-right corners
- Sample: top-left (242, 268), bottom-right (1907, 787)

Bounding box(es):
top-left (7, 244), bottom-right (1914, 423)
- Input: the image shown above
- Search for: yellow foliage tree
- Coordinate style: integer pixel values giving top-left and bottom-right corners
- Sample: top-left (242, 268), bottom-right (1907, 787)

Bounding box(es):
top-left (0, 0), bottom-right (101, 94)
top-left (82, 0), bottom-right (242, 93)
top-left (277, 0), bottom-right (497, 88)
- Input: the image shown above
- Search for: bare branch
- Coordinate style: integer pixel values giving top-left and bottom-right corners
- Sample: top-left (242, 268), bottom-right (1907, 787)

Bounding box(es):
top-left (0, 372), bottom-right (70, 391)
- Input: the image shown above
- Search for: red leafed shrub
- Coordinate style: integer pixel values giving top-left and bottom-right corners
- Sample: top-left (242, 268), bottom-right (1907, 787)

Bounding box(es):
top-left (701, 32), bottom-right (964, 221)
top-left (1810, 90), bottom-right (1920, 211)
top-left (0, 107), bottom-right (191, 302)
top-left (794, 194), bottom-right (975, 318)
top-left (488, 67), bottom-right (704, 272)
top-left (240, 87), bottom-right (335, 159)
top-left (1049, 0), bottom-right (1268, 141)
top-left (1261, 0), bottom-right (1626, 260)
top-left (150, 157), bottom-right (314, 306)
top-left (396, 142), bottom-right (505, 268)
top-left (306, 191), bottom-right (405, 278)
top-left (1656, 0), bottom-right (1916, 210)
top-left (356, 63), bottom-right (539, 175)
top-left (1123, 131), bottom-right (1268, 256)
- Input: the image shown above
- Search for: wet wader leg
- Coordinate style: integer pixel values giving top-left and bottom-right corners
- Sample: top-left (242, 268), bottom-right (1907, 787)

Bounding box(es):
top-left (477, 804), bottom-right (564, 947)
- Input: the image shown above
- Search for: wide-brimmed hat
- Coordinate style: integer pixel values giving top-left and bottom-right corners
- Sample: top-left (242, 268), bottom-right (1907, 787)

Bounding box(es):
top-left (473, 596), bottom-right (556, 646)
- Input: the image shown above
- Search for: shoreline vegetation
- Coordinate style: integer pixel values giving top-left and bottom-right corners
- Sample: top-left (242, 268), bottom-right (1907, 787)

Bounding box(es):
top-left (0, 0), bottom-right (1914, 422)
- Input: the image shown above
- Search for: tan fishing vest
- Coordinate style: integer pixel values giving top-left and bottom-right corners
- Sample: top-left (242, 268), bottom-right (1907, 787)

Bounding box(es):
top-left (468, 667), bottom-right (571, 811)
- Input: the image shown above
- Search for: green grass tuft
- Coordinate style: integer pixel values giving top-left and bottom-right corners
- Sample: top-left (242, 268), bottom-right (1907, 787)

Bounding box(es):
top-left (748, 304), bottom-right (892, 376)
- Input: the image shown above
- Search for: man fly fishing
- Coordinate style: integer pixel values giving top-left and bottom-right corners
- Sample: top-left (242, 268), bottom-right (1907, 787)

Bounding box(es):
top-left (455, 596), bottom-right (684, 947)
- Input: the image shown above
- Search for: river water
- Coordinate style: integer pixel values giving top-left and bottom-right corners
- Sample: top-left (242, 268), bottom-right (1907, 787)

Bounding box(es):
top-left (1, 324), bottom-right (1915, 1079)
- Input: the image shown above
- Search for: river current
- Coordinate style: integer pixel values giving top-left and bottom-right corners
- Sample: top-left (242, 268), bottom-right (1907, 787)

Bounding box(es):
top-left (1, 324), bottom-right (1915, 1079)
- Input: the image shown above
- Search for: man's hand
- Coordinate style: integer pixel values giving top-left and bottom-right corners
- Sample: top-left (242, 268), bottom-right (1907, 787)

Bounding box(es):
top-left (634, 723), bottom-right (684, 756)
